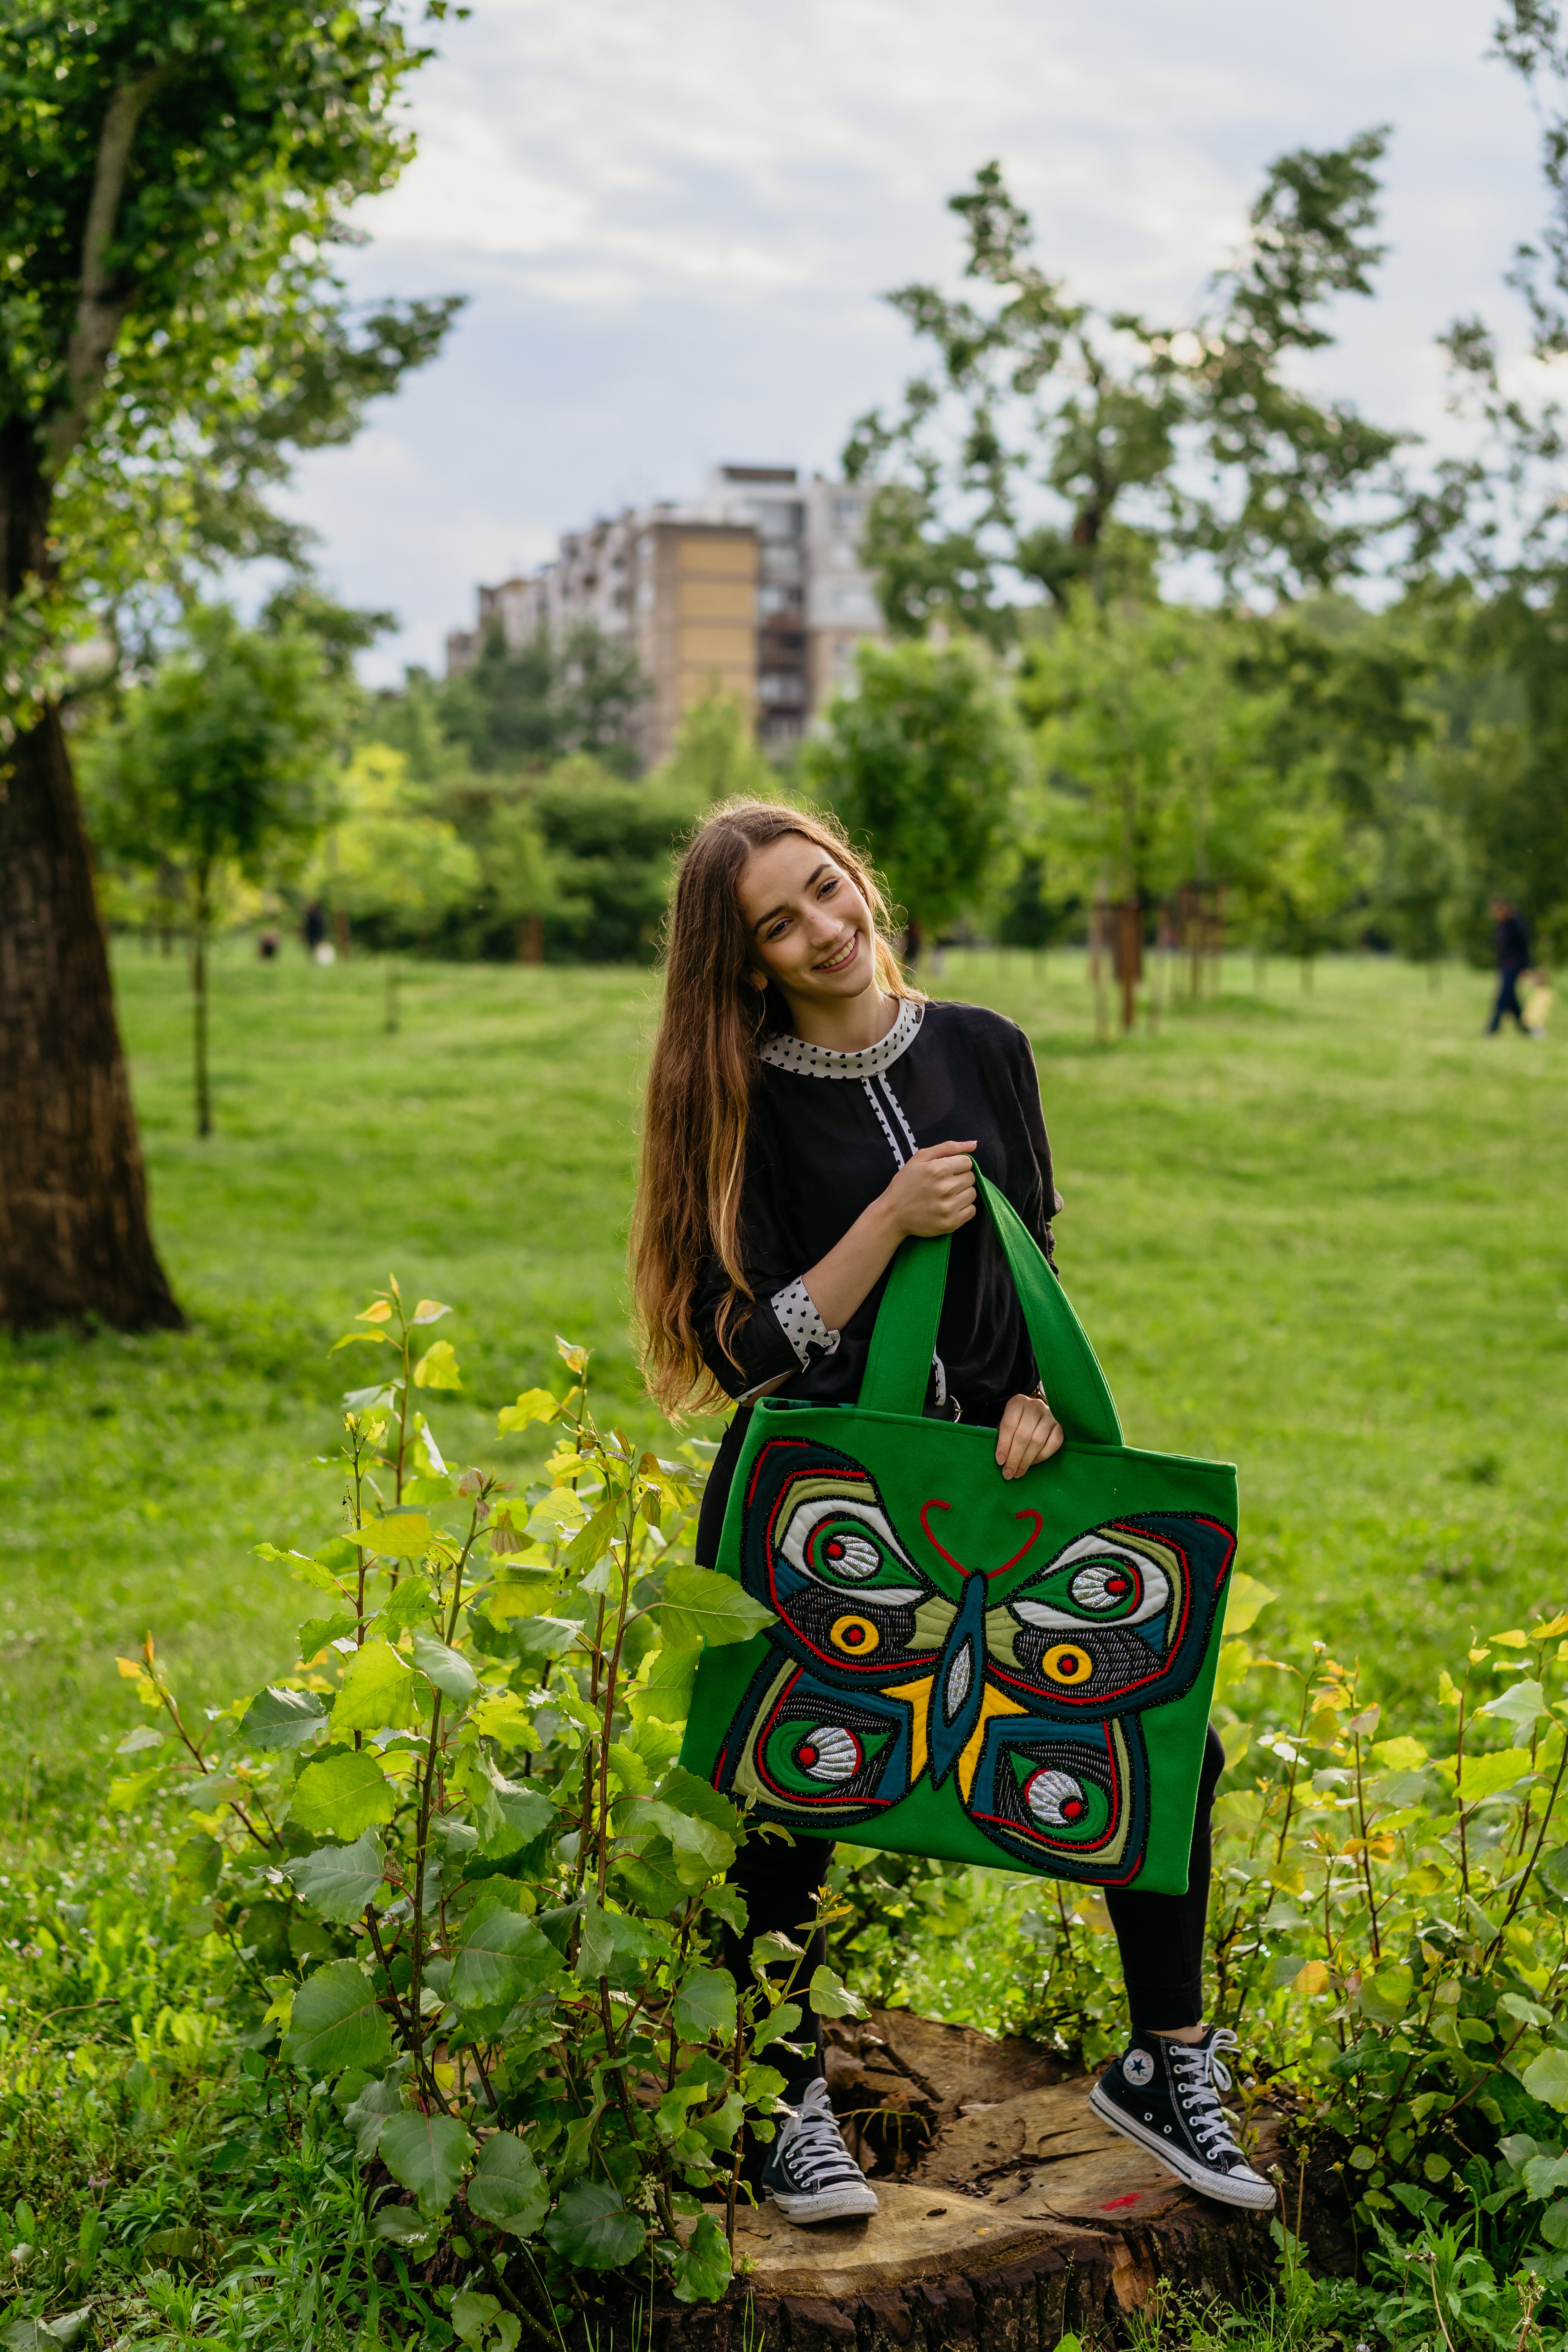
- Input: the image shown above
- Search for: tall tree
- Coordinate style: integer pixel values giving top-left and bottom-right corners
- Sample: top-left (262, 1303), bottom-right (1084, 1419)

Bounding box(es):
top-left (804, 639), bottom-right (1023, 936)
top-left (844, 138), bottom-right (1406, 637)
top-left (0, 0), bottom-right (459, 1330)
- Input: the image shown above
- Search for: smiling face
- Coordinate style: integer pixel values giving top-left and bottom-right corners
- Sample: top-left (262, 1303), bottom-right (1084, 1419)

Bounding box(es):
top-left (737, 831), bottom-right (880, 1019)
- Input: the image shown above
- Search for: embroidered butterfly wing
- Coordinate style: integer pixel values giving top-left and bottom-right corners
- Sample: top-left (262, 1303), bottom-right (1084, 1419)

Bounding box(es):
top-left (714, 1437), bottom-right (1234, 1886)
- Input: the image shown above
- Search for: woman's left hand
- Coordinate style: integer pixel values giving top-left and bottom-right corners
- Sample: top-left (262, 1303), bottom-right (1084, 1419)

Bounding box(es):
top-left (995, 1390), bottom-right (1065, 1481)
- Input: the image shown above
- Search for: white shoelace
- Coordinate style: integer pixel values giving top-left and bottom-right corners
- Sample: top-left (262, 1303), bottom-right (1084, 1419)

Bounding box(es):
top-left (780, 2080), bottom-right (864, 2187)
top-left (1169, 2029), bottom-right (1246, 2164)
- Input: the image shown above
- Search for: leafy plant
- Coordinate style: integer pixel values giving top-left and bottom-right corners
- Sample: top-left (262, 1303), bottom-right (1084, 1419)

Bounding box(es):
top-left (95, 1287), bottom-right (849, 2333)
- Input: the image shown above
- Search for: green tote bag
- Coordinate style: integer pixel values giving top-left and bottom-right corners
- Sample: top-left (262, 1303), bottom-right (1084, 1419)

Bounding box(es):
top-left (679, 1173), bottom-right (1238, 1896)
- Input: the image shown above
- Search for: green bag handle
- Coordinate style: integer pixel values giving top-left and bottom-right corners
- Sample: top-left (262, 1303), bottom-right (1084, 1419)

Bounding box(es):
top-left (858, 1170), bottom-right (1124, 1446)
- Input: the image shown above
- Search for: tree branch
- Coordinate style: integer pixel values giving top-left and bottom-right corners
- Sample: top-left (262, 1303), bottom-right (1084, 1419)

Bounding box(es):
top-left (45, 67), bottom-right (171, 477)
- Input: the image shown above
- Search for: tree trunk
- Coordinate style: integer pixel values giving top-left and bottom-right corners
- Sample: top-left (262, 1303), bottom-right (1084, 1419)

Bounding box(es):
top-left (0, 421), bottom-right (182, 1332)
top-left (191, 865), bottom-right (212, 1140)
top-left (0, 707), bottom-right (184, 1331)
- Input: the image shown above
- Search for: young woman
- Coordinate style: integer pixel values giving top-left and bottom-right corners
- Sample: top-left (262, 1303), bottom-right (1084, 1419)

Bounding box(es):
top-left (633, 802), bottom-right (1272, 2226)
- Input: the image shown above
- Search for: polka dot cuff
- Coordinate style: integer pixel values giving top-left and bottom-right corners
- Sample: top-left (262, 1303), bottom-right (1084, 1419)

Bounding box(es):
top-left (770, 1276), bottom-right (841, 1370)
top-left (759, 996), bottom-right (923, 1080)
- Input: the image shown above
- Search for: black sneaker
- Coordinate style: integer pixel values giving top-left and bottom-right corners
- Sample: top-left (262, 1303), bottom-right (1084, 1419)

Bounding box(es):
top-left (1089, 2025), bottom-right (1275, 2212)
top-left (760, 2077), bottom-right (880, 2223)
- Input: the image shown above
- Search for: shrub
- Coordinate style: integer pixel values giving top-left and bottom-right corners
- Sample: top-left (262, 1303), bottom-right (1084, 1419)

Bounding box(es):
top-left (84, 1289), bottom-right (857, 2336)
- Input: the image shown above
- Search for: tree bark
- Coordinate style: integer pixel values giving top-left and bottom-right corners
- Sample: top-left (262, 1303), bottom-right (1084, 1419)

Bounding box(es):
top-left (0, 424), bottom-right (183, 1332)
top-left (191, 864), bottom-right (212, 1141)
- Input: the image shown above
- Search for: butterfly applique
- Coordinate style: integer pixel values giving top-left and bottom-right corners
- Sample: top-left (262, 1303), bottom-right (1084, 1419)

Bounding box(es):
top-left (711, 1437), bottom-right (1235, 1884)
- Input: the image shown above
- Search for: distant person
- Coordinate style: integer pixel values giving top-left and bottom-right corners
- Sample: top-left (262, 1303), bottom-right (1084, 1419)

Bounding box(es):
top-left (1486, 898), bottom-right (1531, 1035)
top-left (257, 930), bottom-right (281, 962)
top-left (302, 901), bottom-right (336, 967)
top-left (904, 916), bottom-right (924, 969)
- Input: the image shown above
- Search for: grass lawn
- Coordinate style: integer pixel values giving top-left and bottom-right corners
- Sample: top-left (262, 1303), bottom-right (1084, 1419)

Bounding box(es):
top-left (2, 939), bottom-right (1561, 1827)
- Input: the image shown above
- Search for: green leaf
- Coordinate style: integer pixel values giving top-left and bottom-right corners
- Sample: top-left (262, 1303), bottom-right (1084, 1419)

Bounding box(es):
top-left (622, 1798), bottom-right (735, 1885)
top-left (298, 1613), bottom-right (358, 1661)
top-left (1223, 1572), bottom-right (1277, 1635)
top-left (1370, 1735), bottom-right (1429, 1772)
top-left (543, 2180), bottom-right (646, 2270)
top-left (1358, 1963), bottom-right (1413, 2025)
top-left (377, 1576), bottom-right (439, 1639)
top-left (412, 1627), bottom-right (478, 1705)
top-left (1478, 1679), bottom-right (1550, 1731)
top-left (289, 1831), bottom-right (385, 1924)
top-left (562, 1493), bottom-right (622, 1575)
top-left (1539, 1847), bottom-right (1568, 1900)
top-left (239, 1685), bottom-right (327, 1751)
top-left (371, 2206), bottom-right (437, 2248)
top-left (413, 1339), bottom-right (462, 1391)
top-left (411, 1299), bottom-right (452, 1325)
top-left (107, 1766), bottom-right (166, 1812)
top-left (334, 1638), bottom-right (421, 1733)
top-left (751, 2000), bottom-right (803, 2052)
top-left (353, 1512), bottom-right (432, 1559)
top-left (809, 1964), bottom-right (868, 2021)
top-left (575, 1902), bottom-right (666, 1993)
top-left (1457, 1748), bottom-right (1535, 1803)
top-left (673, 2212), bottom-right (733, 2304)
top-left (1522, 2048), bottom-right (1568, 2112)
top-left (471, 1756), bottom-right (555, 1858)
top-left (509, 1615), bottom-right (581, 1662)
top-left (172, 1835), bottom-right (223, 1898)
top-left (497, 1387), bottom-right (559, 1434)
top-left (659, 1563), bottom-right (776, 1650)
top-left (466, 2130), bottom-right (549, 2238)
top-left (450, 1907), bottom-right (562, 2013)
top-left (526, 1490), bottom-right (587, 1540)
top-left (282, 1960), bottom-right (392, 2074)
top-left (291, 1748), bottom-right (397, 1840)
top-left (673, 1965), bottom-right (737, 2040)
top-left (452, 2293), bottom-right (520, 2352)
top-left (377, 2111), bottom-right (474, 2212)
top-left (343, 2074), bottom-right (404, 2158)
top-left (628, 1644), bottom-right (701, 1727)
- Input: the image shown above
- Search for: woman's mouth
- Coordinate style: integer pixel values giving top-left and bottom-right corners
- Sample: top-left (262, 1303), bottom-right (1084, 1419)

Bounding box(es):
top-left (816, 934), bottom-right (859, 975)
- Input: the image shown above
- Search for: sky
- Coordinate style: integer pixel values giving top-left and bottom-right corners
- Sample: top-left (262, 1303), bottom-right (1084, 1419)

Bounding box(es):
top-left (279, 0), bottom-right (1550, 683)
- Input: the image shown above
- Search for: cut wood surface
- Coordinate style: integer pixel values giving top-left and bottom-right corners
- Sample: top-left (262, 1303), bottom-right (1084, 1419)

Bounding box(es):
top-left (645, 2009), bottom-right (1351, 2351)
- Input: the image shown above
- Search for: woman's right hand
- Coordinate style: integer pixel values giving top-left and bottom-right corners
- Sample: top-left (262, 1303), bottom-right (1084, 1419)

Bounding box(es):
top-left (883, 1139), bottom-right (979, 1238)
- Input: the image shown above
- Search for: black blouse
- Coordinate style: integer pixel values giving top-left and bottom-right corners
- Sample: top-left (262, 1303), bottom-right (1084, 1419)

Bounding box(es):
top-left (692, 998), bottom-right (1062, 1429)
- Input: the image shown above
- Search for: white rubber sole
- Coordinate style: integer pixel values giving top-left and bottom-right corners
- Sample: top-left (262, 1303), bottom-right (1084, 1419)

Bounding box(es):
top-left (764, 2182), bottom-right (880, 2225)
top-left (1089, 2081), bottom-right (1276, 2212)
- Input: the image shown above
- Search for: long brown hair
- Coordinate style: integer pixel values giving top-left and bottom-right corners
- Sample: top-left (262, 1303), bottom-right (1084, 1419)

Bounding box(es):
top-left (633, 798), bottom-right (916, 1417)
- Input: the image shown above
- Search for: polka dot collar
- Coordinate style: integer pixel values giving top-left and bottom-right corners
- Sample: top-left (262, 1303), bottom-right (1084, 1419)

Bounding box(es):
top-left (759, 996), bottom-right (924, 1080)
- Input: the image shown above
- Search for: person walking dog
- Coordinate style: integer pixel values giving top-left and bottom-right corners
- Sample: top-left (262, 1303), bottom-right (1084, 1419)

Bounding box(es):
top-left (631, 801), bottom-right (1274, 2226)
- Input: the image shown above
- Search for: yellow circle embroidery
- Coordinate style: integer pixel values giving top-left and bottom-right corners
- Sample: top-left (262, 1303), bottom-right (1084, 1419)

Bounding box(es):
top-left (829, 1615), bottom-right (880, 1657)
top-left (1042, 1643), bottom-right (1093, 1686)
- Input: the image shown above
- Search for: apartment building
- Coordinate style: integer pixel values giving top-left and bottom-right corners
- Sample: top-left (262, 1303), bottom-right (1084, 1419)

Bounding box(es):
top-left (445, 465), bottom-right (882, 765)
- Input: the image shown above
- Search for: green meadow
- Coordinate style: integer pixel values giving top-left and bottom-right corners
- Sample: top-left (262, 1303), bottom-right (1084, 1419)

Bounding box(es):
top-left (2, 941), bottom-right (1561, 1824)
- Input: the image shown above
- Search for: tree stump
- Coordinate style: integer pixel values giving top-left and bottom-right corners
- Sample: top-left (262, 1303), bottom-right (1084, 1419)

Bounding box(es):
top-left (632, 2009), bottom-right (1353, 2352)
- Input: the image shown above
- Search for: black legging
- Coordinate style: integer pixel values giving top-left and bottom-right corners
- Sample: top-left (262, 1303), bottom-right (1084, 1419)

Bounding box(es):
top-left (719, 1730), bottom-right (1227, 2095)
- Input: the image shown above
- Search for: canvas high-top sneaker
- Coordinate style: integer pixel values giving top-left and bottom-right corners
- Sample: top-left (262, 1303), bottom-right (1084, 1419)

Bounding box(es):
top-left (760, 2077), bottom-right (880, 2224)
top-left (1089, 2025), bottom-right (1275, 2211)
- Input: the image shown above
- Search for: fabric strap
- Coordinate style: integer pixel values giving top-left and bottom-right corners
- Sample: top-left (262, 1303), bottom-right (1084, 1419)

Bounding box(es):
top-left (858, 1171), bottom-right (1123, 1445)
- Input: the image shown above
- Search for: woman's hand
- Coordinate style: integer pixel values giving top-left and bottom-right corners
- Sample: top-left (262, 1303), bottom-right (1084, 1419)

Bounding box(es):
top-left (996, 1390), bottom-right (1065, 1481)
top-left (883, 1139), bottom-right (978, 1238)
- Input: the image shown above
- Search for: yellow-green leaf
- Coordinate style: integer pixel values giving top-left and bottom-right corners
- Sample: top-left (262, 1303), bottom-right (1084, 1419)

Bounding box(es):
top-left (353, 1512), bottom-right (431, 1560)
top-left (333, 1640), bottom-right (420, 1733)
top-left (1370, 1735), bottom-right (1429, 1771)
top-left (1223, 1573), bottom-right (1277, 1635)
top-left (413, 1340), bottom-right (461, 1391)
top-left (410, 1299), bottom-right (450, 1325)
top-left (497, 1388), bottom-right (559, 1435)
